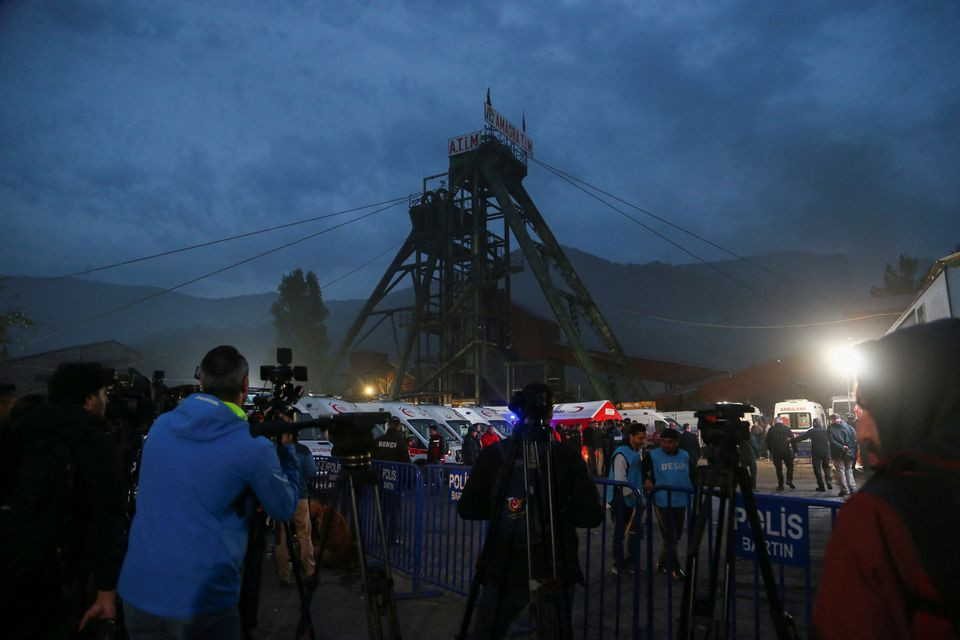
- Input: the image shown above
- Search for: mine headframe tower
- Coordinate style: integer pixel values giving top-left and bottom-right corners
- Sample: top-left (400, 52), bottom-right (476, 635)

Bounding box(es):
top-left (331, 112), bottom-right (647, 404)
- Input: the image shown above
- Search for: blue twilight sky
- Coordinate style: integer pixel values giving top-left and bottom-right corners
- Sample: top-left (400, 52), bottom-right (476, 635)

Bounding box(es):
top-left (1, 0), bottom-right (958, 299)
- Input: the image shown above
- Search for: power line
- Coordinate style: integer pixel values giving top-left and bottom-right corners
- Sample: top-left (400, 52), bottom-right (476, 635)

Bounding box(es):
top-left (533, 160), bottom-right (796, 319)
top-left (24, 195), bottom-right (409, 285)
top-left (319, 241), bottom-right (404, 290)
top-left (28, 201), bottom-right (404, 347)
top-left (530, 156), bottom-right (842, 308)
top-left (595, 299), bottom-right (899, 330)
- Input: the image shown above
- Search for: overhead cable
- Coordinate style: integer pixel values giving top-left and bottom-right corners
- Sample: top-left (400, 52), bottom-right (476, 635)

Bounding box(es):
top-left (530, 156), bottom-right (841, 307)
top-left (534, 161), bottom-right (796, 319)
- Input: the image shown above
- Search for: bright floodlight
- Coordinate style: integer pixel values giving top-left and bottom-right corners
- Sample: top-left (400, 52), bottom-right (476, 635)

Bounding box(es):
top-left (829, 344), bottom-right (860, 376)
top-left (364, 385), bottom-right (376, 397)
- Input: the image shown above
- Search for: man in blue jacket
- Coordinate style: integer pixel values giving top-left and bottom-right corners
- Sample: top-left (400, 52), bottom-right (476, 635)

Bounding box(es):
top-left (607, 423), bottom-right (645, 574)
top-left (118, 345), bottom-right (300, 638)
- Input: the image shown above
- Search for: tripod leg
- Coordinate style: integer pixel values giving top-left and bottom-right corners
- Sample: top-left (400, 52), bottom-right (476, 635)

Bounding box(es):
top-left (735, 468), bottom-right (797, 640)
top-left (370, 482), bottom-right (403, 639)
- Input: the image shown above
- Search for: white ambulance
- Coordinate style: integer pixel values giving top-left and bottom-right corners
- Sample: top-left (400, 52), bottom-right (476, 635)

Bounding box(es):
top-left (773, 399), bottom-right (827, 437)
top-left (355, 401), bottom-right (462, 465)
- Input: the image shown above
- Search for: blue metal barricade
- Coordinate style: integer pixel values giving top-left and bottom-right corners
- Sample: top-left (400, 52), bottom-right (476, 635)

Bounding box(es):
top-left (319, 456), bottom-right (845, 639)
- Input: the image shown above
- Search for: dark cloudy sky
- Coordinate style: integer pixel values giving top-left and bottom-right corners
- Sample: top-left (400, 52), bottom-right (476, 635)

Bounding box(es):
top-left (1, 0), bottom-right (958, 299)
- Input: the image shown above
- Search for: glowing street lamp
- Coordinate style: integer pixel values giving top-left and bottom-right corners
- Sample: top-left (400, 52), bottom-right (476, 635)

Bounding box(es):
top-left (363, 385), bottom-right (376, 397)
top-left (828, 343), bottom-right (861, 402)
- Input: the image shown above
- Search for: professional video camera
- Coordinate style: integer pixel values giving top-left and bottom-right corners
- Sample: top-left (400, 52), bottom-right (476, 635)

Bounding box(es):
top-left (260, 347), bottom-right (308, 387)
top-left (507, 383), bottom-right (552, 436)
top-left (696, 402), bottom-right (752, 447)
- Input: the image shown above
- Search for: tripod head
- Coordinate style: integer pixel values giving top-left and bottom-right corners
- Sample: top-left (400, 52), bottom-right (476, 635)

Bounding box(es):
top-left (695, 403), bottom-right (752, 469)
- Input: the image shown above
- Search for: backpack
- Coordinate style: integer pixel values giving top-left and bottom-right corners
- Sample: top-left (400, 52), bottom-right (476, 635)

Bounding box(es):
top-left (0, 420), bottom-right (78, 597)
top-left (865, 458), bottom-right (960, 634)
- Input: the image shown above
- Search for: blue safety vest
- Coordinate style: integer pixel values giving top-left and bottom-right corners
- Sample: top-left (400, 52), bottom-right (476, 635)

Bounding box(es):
top-left (605, 445), bottom-right (643, 507)
top-left (649, 446), bottom-right (692, 508)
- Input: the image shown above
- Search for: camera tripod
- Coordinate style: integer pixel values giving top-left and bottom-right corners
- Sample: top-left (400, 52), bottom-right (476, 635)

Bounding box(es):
top-left (303, 454), bottom-right (401, 640)
top-left (457, 425), bottom-right (572, 640)
top-left (678, 430), bottom-right (797, 640)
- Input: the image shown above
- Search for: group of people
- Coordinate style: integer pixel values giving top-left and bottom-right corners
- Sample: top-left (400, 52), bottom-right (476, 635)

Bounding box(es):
top-left (2, 346), bottom-right (304, 639)
top-left (459, 422), bottom-right (501, 465)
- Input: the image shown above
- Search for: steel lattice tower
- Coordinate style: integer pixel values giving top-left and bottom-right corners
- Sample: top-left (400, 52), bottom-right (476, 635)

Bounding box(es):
top-left (332, 121), bottom-right (647, 404)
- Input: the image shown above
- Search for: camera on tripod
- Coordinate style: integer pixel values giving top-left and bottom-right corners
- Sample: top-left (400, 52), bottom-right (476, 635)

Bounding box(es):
top-left (695, 402), bottom-right (753, 448)
top-left (260, 347), bottom-right (309, 387)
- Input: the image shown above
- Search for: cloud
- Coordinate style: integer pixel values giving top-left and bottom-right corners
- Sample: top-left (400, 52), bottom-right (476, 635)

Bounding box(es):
top-left (0, 0), bottom-right (957, 301)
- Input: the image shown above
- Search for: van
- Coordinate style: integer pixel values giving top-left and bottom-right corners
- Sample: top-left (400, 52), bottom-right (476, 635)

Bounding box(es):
top-left (418, 405), bottom-right (470, 441)
top-left (773, 399), bottom-right (826, 437)
top-left (355, 401), bottom-right (462, 465)
top-left (829, 395), bottom-right (856, 418)
top-left (618, 408), bottom-right (670, 438)
top-left (454, 406), bottom-right (510, 438)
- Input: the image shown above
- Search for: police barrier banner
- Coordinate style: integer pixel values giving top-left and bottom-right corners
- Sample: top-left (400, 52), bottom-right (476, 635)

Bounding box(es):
top-left (734, 494), bottom-right (809, 567)
top-left (380, 465), bottom-right (399, 493)
top-left (447, 468), bottom-right (469, 502)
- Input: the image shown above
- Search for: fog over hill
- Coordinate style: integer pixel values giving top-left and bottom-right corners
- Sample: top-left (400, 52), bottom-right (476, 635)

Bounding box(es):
top-left (1, 248), bottom-right (910, 385)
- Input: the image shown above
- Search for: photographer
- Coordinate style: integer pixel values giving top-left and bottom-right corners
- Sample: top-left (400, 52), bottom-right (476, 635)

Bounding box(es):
top-left (117, 345), bottom-right (300, 638)
top-left (457, 383), bottom-right (603, 639)
top-left (1, 362), bottom-right (126, 639)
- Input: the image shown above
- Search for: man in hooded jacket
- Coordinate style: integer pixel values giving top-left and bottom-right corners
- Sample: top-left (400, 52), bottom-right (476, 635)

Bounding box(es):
top-left (118, 346), bottom-right (300, 638)
top-left (813, 319), bottom-right (960, 639)
top-left (793, 418), bottom-right (833, 491)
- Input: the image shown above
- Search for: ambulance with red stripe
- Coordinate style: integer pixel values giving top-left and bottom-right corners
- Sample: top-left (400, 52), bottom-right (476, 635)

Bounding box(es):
top-left (355, 401), bottom-right (462, 465)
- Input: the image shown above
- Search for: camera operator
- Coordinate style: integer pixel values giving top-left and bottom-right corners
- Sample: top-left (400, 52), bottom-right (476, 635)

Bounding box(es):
top-left (273, 410), bottom-right (318, 589)
top-left (457, 383), bottom-right (603, 639)
top-left (117, 345), bottom-right (300, 638)
top-left (1, 362), bottom-right (126, 639)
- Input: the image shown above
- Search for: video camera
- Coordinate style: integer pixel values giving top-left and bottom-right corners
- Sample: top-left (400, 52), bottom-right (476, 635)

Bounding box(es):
top-left (249, 412), bottom-right (384, 469)
top-left (508, 383), bottom-right (552, 433)
top-left (695, 402), bottom-right (752, 448)
top-left (260, 347), bottom-right (308, 387)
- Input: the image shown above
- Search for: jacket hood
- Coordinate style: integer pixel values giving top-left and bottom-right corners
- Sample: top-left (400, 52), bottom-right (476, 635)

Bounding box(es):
top-left (856, 319), bottom-right (960, 458)
top-left (163, 393), bottom-right (248, 441)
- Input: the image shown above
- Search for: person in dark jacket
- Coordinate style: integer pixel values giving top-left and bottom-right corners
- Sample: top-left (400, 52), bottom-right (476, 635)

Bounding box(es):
top-left (765, 418), bottom-right (796, 490)
top-left (560, 423), bottom-right (584, 457)
top-left (828, 413), bottom-right (858, 496)
top-left (374, 416), bottom-right (412, 464)
top-left (602, 419), bottom-right (624, 476)
top-left (2, 362), bottom-right (126, 639)
top-left (738, 427), bottom-right (760, 489)
top-left (426, 424), bottom-right (448, 463)
top-left (814, 319), bottom-right (960, 639)
top-left (793, 418), bottom-right (833, 491)
top-left (458, 383), bottom-right (603, 639)
top-left (461, 424), bottom-right (482, 465)
top-left (583, 421), bottom-right (602, 475)
top-left (678, 423), bottom-right (701, 482)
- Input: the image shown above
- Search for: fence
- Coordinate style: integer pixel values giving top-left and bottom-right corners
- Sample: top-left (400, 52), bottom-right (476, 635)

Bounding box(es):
top-left (324, 459), bottom-right (842, 639)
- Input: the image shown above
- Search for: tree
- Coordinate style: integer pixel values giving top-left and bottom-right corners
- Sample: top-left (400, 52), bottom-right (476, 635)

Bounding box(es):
top-left (871, 254), bottom-right (922, 297)
top-left (270, 269), bottom-right (329, 390)
top-left (0, 278), bottom-right (35, 359)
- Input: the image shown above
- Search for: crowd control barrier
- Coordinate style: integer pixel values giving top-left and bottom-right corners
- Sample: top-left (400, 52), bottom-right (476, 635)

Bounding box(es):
top-left (330, 459), bottom-right (844, 639)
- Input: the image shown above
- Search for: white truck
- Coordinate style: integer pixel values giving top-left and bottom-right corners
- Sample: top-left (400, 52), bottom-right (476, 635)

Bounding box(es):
top-left (887, 250), bottom-right (960, 333)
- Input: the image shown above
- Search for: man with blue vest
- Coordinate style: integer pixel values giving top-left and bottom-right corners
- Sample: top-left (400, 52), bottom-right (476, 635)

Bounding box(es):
top-left (641, 427), bottom-right (692, 580)
top-left (606, 423), bottom-right (646, 574)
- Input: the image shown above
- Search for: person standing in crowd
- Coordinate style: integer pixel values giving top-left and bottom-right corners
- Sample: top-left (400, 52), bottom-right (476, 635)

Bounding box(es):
top-left (793, 418), bottom-right (833, 492)
top-left (753, 419), bottom-right (769, 459)
top-left (461, 424), bottom-right (482, 466)
top-left (765, 417), bottom-right (796, 490)
top-left (2, 362), bottom-right (126, 639)
top-left (814, 319), bottom-right (960, 639)
top-left (678, 423), bottom-right (701, 481)
top-left (427, 424), bottom-right (448, 463)
top-left (118, 346), bottom-right (300, 638)
top-left (374, 416), bottom-right (412, 464)
top-left (479, 423), bottom-right (500, 449)
top-left (607, 423), bottom-right (646, 574)
top-left (584, 420), bottom-right (603, 475)
top-left (560, 422), bottom-right (583, 458)
top-left (738, 424), bottom-right (760, 489)
top-left (274, 425), bottom-right (318, 588)
top-left (642, 428), bottom-right (692, 580)
top-left (602, 419), bottom-right (624, 476)
top-left (828, 413), bottom-right (858, 497)
top-left (458, 383), bottom-right (603, 639)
